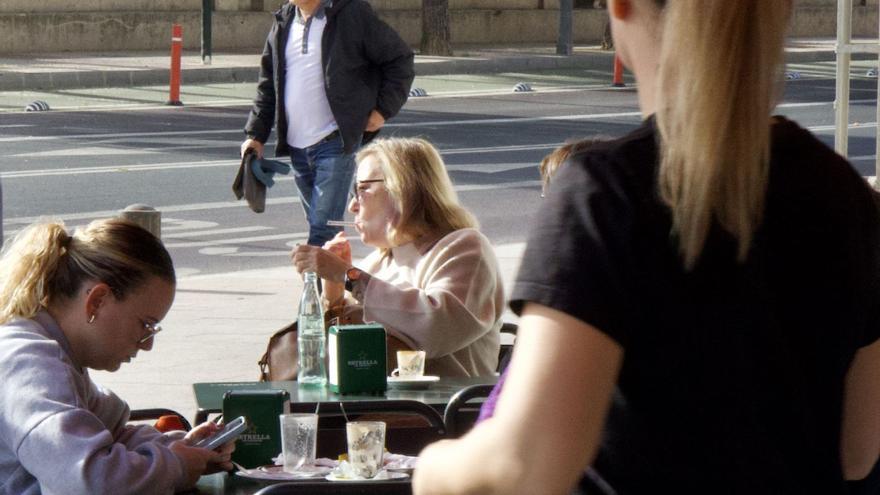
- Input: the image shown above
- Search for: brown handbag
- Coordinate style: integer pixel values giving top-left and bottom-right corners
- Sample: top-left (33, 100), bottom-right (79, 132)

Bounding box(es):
top-left (257, 320), bottom-right (298, 382)
top-left (257, 304), bottom-right (360, 382)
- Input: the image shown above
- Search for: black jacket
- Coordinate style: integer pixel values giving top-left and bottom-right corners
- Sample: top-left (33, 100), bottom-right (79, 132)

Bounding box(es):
top-left (244, 0), bottom-right (414, 155)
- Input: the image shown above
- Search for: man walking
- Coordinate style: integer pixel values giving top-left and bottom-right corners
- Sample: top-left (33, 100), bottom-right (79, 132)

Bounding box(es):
top-left (242, 0), bottom-right (414, 246)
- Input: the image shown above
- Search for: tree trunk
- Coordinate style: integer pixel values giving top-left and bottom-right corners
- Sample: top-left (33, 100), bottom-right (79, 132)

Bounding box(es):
top-left (421, 0), bottom-right (452, 56)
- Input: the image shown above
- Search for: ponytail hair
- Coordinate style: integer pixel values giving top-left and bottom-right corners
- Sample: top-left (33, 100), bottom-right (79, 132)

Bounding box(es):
top-left (0, 218), bottom-right (175, 324)
top-left (655, 0), bottom-right (789, 269)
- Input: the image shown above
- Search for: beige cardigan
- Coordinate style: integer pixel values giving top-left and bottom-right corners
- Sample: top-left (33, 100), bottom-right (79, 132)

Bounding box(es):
top-left (348, 228), bottom-right (503, 377)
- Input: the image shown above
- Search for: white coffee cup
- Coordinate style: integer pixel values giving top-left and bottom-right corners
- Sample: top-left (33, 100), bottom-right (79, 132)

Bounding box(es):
top-left (392, 350), bottom-right (426, 378)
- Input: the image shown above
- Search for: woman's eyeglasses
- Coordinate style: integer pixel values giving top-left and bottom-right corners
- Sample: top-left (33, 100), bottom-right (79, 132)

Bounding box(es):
top-left (351, 179), bottom-right (385, 201)
top-left (139, 321), bottom-right (162, 344)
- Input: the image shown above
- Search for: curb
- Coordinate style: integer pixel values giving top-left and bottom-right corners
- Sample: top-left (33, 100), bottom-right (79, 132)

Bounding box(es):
top-left (0, 49), bottom-right (863, 92)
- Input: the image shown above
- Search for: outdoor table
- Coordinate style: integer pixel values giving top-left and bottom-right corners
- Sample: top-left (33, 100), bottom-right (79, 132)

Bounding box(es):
top-left (194, 472), bottom-right (412, 494)
top-left (192, 375), bottom-right (498, 456)
top-left (192, 376), bottom-right (498, 425)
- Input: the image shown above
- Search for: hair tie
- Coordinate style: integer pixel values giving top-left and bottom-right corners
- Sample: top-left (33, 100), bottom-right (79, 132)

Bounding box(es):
top-left (60, 233), bottom-right (72, 249)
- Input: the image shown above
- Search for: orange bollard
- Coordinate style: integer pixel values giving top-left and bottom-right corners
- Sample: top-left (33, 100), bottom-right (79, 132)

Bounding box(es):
top-left (612, 54), bottom-right (625, 88)
top-left (167, 24), bottom-right (183, 106)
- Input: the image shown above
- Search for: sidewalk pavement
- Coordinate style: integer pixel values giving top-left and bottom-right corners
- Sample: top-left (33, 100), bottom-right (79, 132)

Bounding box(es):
top-left (14, 36), bottom-right (856, 427)
top-left (0, 38), bottom-right (854, 92)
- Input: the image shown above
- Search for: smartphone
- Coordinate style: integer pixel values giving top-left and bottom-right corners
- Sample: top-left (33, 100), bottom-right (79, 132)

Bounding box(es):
top-left (194, 416), bottom-right (247, 451)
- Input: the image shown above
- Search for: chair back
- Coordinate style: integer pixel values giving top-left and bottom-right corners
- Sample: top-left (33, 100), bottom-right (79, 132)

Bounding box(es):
top-left (442, 384), bottom-right (496, 438)
top-left (497, 321), bottom-right (518, 373)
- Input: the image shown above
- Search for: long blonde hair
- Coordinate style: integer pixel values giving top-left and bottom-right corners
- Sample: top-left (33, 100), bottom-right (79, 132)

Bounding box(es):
top-left (655, 0), bottom-right (789, 269)
top-left (0, 218), bottom-right (175, 324)
top-left (356, 137), bottom-right (477, 249)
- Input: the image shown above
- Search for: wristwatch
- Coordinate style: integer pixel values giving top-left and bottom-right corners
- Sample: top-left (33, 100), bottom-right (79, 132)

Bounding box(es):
top-left (344, 267), bottom-right (362, 292)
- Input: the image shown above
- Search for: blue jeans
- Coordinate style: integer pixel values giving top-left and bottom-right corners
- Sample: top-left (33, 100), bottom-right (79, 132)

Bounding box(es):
top-left (289, 134), bottom-right (358, 246)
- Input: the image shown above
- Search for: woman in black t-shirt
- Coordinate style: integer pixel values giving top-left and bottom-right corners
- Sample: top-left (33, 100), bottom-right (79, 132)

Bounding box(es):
top-left (414, 1), bottom-right (880, 494)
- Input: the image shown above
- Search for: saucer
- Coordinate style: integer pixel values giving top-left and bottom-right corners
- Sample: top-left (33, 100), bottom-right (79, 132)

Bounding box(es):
top-left (387, 375), bottom-right (440, 390)
top-left (325, 470), bottom-right (409, 482)
top-left (235, 464), bottom-right (331, 481)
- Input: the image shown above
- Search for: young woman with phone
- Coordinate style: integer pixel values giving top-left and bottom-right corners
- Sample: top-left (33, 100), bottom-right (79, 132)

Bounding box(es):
top-left (0, 218), bottom-right (235, 494)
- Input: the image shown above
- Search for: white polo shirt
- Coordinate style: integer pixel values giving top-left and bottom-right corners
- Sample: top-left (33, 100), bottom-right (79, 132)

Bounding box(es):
top-left (284, 7), bottom-right (338, 149)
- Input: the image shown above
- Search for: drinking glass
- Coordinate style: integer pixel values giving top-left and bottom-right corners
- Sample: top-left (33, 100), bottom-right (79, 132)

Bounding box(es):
top-left (346, 421), bottom-right (386, 478)
top-left (279, 413), bottom-right (318, 472)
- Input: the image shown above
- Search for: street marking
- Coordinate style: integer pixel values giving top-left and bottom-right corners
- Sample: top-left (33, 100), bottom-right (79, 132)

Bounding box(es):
top-left (0, 129), bottom-right (235, 143)
top-left (409, 110), bottom-right (643, 127)
top-left (0, 121), bottom-right (867, 180)
top-left (162, 219), bottom-right (219, 231)
top-left (199, 247), bottom-right (239, 255)
top-left (0, 110), bottom-right (646, 144)
top-left (410, 82), bottom-right (622, 99)
top-left (162, 226), bottom-right (271, 239)
top-left (446, 162), bottom-right (538, 172)
top-left (0, 159), bottom-right (237, 178)
top-left (2, 180), bottom-right (541, 227)
top-left (2, 99), bottom-right (256, 114)
top-left (777, 100), bottom-right (875, 109)
top-left (444, 145), bottom-right (561, 155)
top-left (1, 148), bottom-right (546, 179)
top-left (10, 141), bottom-right (230, 158)
top-left (224, 250), bottom-right (294, 257)
top-left (806, 122), bottom-right (877, 132)
top-left (164, 232), bottom-right (308, 249)
top-left (3, 97), bottom-right (876, 146)
top-left (19, 146), bottom-right (162, 158)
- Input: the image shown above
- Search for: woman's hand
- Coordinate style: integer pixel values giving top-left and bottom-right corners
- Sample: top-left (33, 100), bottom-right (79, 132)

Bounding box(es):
top-left (182, 421), bottom-right (235, 473)
top-left (291, 243), bottom-right (349, 283)
top-left (324, 232), bottom-right (352, 265)
top-left (169, 439), bottom-right (235, 487)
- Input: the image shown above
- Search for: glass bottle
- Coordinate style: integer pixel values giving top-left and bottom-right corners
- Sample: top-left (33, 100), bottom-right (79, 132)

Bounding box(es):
top-left (297, 272), bottom-right (326, 387)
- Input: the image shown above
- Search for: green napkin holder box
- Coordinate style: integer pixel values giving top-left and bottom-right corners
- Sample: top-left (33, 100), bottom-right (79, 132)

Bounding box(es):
top-left (223, 389), bottom-right (290, 468)
top-left (328, 324), bottom-right (387, 394)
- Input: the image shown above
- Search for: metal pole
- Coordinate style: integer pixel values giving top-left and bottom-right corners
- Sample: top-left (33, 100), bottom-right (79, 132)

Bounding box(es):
top-left (201, 0), bottom-right (213, 65)
top-left (834, 0), bottom-right (852, 157)
top-left (557, 0), bottom-right (573, 56)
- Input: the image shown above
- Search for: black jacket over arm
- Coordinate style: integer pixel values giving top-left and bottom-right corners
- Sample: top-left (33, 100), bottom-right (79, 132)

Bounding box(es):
top-left (244, 0), bottom-right (415, 155)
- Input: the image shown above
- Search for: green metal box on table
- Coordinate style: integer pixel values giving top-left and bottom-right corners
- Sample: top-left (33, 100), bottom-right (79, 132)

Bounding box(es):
top-left (223, 389), bottom-right (290, 468)
top-left (328, 324), bottom-right (388, 394)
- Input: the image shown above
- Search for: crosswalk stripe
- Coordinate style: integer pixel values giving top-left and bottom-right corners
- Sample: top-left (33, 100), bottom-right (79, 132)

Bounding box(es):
top-left (163, 232), bottom-right (308, 249)
top-left (2, 180), bottom-right (542, 227)
top-left (162, 226), bottom-right (271, 239)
